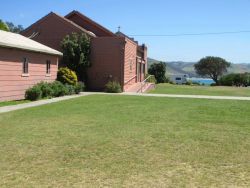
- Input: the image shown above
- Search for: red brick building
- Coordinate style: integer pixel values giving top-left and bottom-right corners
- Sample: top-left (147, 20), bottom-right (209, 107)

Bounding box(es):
top-left (0, 30), bottom-right (62, 101)
top-left (21, 11), bottom-right (147, 91)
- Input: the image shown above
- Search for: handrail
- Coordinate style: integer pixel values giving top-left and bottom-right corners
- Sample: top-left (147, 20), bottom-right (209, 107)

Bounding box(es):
top-left (137, 75), bottom-right (155, 93)
top-left (124, 75), bottom-right (137, 85)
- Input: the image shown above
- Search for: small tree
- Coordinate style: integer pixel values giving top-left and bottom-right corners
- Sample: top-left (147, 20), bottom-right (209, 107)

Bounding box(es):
top-left (194, 56), bottom-right (230, 85)
top-left (61, 33), bottom-right (91, 82)
top-left (0, 19), bottom-right (9, 31)
top-left (148, 62), bottom-right (167, 83)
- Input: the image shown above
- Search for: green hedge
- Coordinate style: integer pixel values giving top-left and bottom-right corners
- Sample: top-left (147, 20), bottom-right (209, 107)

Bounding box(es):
top-left (25, 81), bottom-right (85, 101)
top-left (219, 73), bottom-right (250, 87)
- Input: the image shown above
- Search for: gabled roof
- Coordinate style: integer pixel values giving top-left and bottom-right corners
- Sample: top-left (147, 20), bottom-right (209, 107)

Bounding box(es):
top-left (0, 30), bottom-right (63, 56)
top-left (65, 10), bottom-right (115, 37)
top-left (22, 12), bottom-right (96, 38)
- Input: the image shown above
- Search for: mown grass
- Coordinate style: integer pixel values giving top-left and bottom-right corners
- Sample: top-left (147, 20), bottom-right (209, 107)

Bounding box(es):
top-left (150, 83), bottom-right (250, 96)
top-left (0, 95), bottom-right (250, 187)
top-left (0, 100), bottom-right (29, 107)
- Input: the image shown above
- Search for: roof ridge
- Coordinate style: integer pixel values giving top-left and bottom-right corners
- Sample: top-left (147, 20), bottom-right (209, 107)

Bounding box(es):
top-left (51, 12), bottom-right (95, 37)
top-left (21, 12), bottom-right (95, 37)
top-left (65, 10), bottom-right (115, 36)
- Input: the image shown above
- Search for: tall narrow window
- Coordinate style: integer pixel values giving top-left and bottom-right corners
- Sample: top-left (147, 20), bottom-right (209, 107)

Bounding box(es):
top-left (23, 58), bottom-right (28, 74)
top-left (46, 60), bottom-right (51, 74)
top-left (129, 59), bottom-right (133, 72)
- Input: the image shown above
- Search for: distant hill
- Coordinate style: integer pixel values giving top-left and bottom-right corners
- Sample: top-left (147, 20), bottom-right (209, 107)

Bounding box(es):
top-left (147, 58), bottom-right (250, 77)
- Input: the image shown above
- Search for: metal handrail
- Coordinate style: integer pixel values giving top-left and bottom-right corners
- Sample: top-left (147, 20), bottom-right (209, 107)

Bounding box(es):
top-left (124, 75), bottom-right (137, 85)
top-left (137, 75), bottom-right (156, 93)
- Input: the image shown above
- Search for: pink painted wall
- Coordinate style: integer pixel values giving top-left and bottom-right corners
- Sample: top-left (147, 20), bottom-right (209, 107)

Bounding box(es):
top-left (0, 47), bottom-right (58, 101)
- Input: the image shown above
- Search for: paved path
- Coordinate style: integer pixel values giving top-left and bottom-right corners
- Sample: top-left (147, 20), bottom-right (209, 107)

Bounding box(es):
top-left (0, 93), bottom-right (90, 114)
top-left (84, 92), bottom-right (250, 101)
top-left (121, 92), bottom-right (250, 101)
top-left (1, 92), bottom-right (250, 114)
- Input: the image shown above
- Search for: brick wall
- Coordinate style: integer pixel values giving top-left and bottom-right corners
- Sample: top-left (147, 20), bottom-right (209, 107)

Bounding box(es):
top-left (123, 38), bottom-right (137, 91)
top-left (21, 13), bottom-right (88, 52)
top-left (88, 37), bottom-right (125, 90)
top-left (0, 47), bottom-right (58, 101)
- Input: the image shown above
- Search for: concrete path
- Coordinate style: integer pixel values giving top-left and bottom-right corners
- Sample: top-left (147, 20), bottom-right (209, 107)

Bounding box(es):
top-left (0, 93), bottom-right (91, 114)
top-left (1, 92), bottom-right (250, 114)
top-left (121, 92), bottom-right (250, 101)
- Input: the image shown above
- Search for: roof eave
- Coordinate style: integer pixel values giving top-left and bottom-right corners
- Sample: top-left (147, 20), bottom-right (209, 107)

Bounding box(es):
top-left (0, 43), bottom-right (63, 56)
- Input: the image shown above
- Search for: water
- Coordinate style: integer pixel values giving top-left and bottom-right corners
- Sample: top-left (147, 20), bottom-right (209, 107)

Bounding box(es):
top-left (188, 78), bottom-right (215, 85)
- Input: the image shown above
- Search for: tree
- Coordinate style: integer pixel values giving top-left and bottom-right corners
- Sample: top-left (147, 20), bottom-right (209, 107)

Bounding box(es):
top-left (0, 19), bottom-right (9, 31)
top-left (219, 73), bottom-right (250, 87)
top-left (6, 22), bottom-right (24, 33)
top-left (61, 33), bottom-right (91, 82)
top-left (148, 62), bottom-right (167, 83)
top-left (194, 56), bottom-right (230, 85)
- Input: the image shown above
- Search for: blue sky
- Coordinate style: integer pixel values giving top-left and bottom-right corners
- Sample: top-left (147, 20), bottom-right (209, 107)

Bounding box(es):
top-left (1, 0), bottom-right (250, 63)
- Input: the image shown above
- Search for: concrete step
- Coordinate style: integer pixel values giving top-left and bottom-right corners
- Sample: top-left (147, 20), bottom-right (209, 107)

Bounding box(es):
top-left (126, 82), bottom-right (155, 93)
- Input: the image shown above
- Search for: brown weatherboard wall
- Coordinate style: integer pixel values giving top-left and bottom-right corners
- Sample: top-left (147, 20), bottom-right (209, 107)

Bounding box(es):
top-left (0, 47), bottom-right (58, 101)
top-left (21, 12), bottom-right (89, 52)
top-left (88, 37), bottom-right (124, 90)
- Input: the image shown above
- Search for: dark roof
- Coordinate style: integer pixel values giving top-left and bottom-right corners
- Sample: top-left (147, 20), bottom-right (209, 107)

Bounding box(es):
top-left (116, 31), bottom-right (138, 44)
top-left (22, 12), bottom-right (96, 38)
top-left (65, 10), bottom-right (115, 37)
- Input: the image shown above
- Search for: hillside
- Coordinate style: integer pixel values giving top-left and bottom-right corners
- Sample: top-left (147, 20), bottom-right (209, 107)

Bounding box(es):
top-left (148, 58), bottom-right (250, 77)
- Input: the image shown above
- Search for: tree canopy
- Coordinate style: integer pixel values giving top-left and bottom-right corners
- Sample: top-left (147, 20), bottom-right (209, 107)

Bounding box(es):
top-left (61, 33), bottom-right (91, 82)
top-left (0, 20), bottom-right (24, 33)
top-left (0, 19), bottom-right (9, 31)
top-left (6, 22), bottom-right (24, 33)
top-left (148, 62), bottom-right (167, 83)
top-left (194, 56), bottom-right (230, 84)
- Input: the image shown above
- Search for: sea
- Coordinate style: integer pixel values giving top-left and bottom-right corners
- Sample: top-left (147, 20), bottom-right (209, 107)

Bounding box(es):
top-left (188, 78), bottom-right (215, 85)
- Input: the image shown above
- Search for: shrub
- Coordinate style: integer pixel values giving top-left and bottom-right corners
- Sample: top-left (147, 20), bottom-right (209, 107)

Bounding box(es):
top-left (25, 85), bottom-right (42, 101)
top-left (57, 67), bottom-right (78, 85)
top-left (50, 81), bottom-right (68, 97)
top-left (37, 82), bottom-right (53, 98)
top-left (65, 84), bottom-right (75, 95)
top-left (185, 80), bottom-right (192, 85)
top-left (219, 73), bottom-right (250, 87)
top-left (74, 82), bottom-right (85, 94)
top-left (219, 74), bottom-right (235, 86)
top-left (192, 81), bottom-right (200, 86)
top-left (105, 81), bottom-right (122, 93)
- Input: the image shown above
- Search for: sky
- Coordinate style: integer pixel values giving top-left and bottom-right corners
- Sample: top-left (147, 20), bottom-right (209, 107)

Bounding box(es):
top-left (1, 0), bottom-right (250, 63)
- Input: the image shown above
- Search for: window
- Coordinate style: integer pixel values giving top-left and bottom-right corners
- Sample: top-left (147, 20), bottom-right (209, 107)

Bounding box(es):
top-left (176, 77), bottom-right (182, 81)
top-left (46, 60), bottom-right (51, 74)
top-left (23, 58), bottom-right (28, 74)
top-left (129, 59), bottom-right (133, 72)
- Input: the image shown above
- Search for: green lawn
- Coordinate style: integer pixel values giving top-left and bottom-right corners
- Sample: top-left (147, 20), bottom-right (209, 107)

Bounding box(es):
top-left (0, 100), bottom-right (29, 107)
top-left (0, 95), bottom-right (250, 187)
top-left (150, 83), bottom-right (250, 97)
